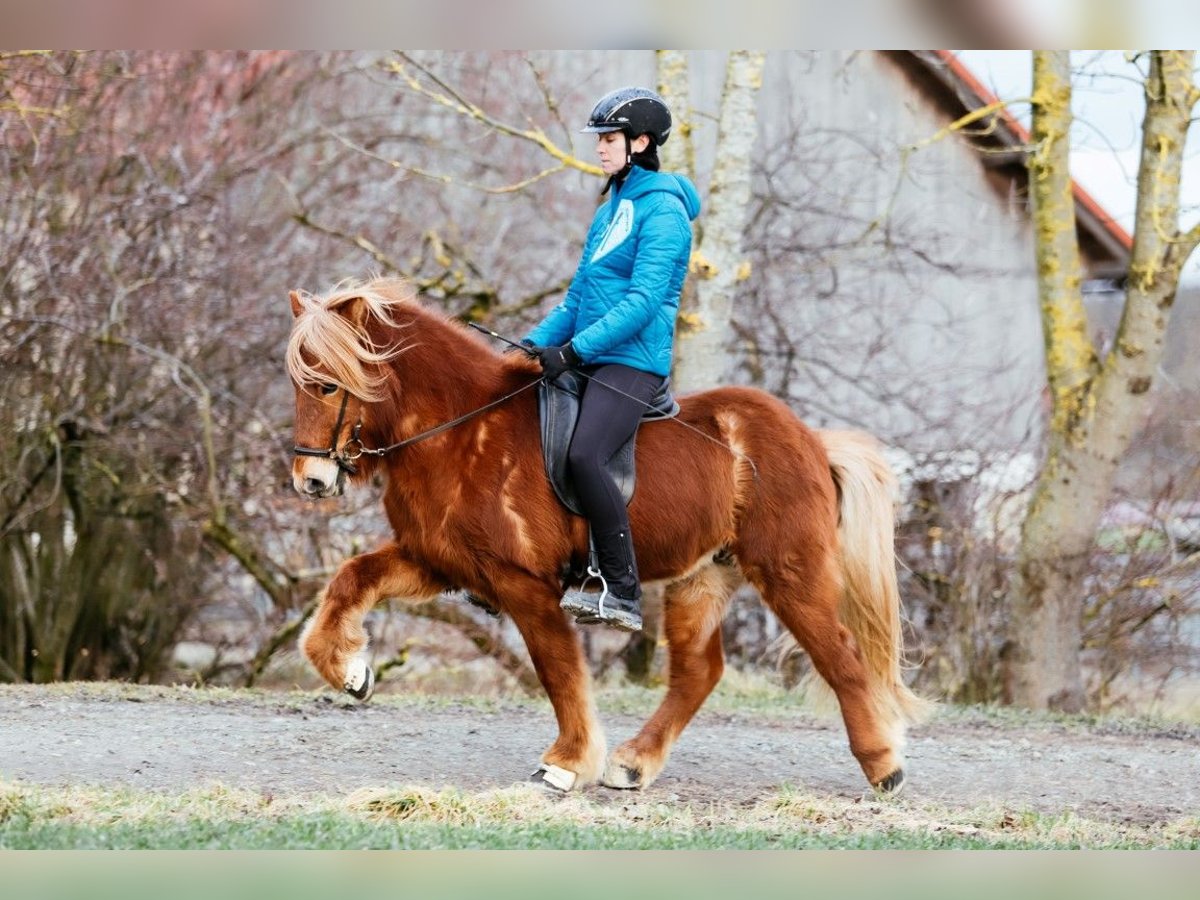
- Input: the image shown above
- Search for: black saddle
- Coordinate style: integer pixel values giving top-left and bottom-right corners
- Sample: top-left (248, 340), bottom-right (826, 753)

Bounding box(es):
top-left (538, 369), bottom-right (678, 516)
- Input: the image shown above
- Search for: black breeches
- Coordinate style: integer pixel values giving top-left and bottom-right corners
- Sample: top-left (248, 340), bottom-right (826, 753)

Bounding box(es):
top-left (566, 364), bottom-right (665, 536)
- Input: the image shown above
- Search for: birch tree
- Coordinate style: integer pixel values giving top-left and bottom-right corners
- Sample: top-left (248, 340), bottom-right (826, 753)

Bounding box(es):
top-left (670, 50), bottom-right (766, 392)
top-left (1010, 51), bottom-right (1200, 711)
top-left (655, 50), bottom-right (695, 180)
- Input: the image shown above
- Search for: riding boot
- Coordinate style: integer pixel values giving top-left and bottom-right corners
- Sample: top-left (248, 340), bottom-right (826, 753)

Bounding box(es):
top-left (560, 526), bottom-right (643, 632)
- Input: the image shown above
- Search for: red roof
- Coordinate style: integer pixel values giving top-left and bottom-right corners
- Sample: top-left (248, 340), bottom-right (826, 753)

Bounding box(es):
top-left (932, 50), bottom-right (1133, 253)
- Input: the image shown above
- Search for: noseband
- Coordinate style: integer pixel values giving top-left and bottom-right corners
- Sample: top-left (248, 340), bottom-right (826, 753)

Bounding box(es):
top-left (293, 389), bottom-right (363, 476)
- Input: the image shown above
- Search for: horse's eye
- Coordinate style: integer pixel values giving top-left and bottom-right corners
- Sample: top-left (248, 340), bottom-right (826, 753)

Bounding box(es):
top-left (320, 383), bottom-right (339, 396)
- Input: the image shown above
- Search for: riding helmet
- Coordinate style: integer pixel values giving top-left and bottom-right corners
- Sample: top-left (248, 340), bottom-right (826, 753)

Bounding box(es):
top-left (581, 87), bottom-right (672, 146)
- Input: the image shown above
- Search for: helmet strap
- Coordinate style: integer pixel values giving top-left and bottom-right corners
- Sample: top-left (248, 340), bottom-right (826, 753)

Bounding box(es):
top-left (601, 133), bottom-right (636, 197)
top-left (615, 132), bottom-right (635, 181)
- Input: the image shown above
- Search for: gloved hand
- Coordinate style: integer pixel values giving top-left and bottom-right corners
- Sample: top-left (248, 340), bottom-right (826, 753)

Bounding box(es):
top-left (537, 342), bottom-right (581, 380)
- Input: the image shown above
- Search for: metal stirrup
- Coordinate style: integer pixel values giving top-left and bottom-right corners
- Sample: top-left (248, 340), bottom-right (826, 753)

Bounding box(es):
top-left (581, 528), bottom-right (610, 615)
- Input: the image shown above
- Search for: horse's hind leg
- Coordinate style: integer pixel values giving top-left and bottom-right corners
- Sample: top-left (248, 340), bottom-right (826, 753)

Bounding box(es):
top-left (757, 562), bottom-right (904, 791)
top-left (604, 561), bottom-right (739, 790)
top-left (301, 541), bottom-right (442, 700)
top-left (500, 576), bottom-right (607, 791)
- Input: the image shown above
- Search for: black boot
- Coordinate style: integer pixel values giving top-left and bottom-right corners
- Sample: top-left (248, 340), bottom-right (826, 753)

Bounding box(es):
top-left (560, 526), bottom-right (643, 632)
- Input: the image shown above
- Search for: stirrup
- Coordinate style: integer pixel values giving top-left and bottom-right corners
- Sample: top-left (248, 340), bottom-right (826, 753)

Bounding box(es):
top-left (585, 561), bottom-right (613, 619)
top-left (573, 596), bottom-right (643, 632)
top-left (559, 528), bottom-right (643, 631)
top-left (560, 564), bottom-right (642, 632)
top-left (559, 561), bottom-right (610, 619)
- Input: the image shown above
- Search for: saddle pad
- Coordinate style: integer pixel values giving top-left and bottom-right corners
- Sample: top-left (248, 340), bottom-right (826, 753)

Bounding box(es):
top-left (537, 369), bottom-right (678, 516)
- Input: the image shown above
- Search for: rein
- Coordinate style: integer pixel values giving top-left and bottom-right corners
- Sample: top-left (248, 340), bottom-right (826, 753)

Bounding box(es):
top-left (293, 376), bottom-right (544, 474)
top-left (469, 323), bottom-right (760, 480)
top-left (294, 321), bottom-right (757, 481)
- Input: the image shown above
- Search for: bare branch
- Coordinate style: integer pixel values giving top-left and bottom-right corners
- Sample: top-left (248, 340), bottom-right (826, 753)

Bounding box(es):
top-left (386, 53), bottom-right (602, 177)
top-left (321, 126), bottom-right (569, 195)
top-left (244, 596), bottom-right (320, 688)
top-left (291, 208), bottom-right (408, 273)
top-left (1028, 51), bottom-right (1097, 425)
top-left (903, 99), bottom-right (1027, 153)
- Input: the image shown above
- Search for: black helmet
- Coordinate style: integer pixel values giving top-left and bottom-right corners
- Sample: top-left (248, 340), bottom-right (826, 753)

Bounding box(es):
top-left (581, 87), bottom-right (672, 145)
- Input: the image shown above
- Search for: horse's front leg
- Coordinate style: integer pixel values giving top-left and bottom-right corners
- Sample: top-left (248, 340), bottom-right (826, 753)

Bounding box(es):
top-left (498, 573), bottom-right (607, 792)
top-left (301, 541), bottom-right (442, 700)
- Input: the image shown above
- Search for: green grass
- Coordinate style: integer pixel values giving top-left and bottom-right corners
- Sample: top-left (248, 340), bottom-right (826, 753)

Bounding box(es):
top-left (0, 818), bottom-right (1070, 850)
top-left (3, 680), bottom-right (1198, 850)
top-left (2, 780), bottom-right (1196, 850)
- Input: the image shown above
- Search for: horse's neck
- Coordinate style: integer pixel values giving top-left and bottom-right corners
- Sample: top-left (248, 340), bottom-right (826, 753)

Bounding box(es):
top-left (376, 310), bottom-right (504, 437)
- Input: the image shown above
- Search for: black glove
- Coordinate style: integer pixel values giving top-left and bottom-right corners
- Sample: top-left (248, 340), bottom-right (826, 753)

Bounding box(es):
top-left (537, 342), bottom-right (581, 380)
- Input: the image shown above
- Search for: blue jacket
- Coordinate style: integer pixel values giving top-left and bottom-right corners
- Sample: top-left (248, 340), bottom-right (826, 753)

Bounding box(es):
top-left (526, 166), bottom-right (701, 377)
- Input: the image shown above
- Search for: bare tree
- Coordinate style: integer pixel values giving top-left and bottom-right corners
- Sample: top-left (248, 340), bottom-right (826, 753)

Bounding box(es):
top-left (0, 51), bottom-right (349, 682)
top-left (671, 51), bottom-right (766, 392)
top-left (1009, 51), bottom-right (1200, 711)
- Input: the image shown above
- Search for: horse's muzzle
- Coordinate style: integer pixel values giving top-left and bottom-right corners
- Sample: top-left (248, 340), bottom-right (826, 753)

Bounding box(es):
top-left (293, 458), bottom-right (345, 500)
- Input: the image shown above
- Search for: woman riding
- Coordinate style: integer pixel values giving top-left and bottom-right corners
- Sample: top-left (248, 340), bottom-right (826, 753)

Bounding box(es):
top-left (522, 86), bottom-right (701, 632)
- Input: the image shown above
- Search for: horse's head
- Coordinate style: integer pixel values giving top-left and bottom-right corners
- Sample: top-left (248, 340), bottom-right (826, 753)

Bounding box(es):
top-left (286, 280), bottom-right (408, 499)
top-left (289, 374), bottom-right (364, 500)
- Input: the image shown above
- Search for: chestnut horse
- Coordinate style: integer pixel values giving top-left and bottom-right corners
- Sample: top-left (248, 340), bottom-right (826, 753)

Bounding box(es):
top-left (287, 276), bottom-right (927, 795)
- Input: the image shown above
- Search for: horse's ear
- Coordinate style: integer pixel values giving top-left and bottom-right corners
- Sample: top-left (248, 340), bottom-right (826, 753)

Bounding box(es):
top-left (344, 296), bottom-right (369, 328)
top-left (289, 290), bottom-right (303, 318)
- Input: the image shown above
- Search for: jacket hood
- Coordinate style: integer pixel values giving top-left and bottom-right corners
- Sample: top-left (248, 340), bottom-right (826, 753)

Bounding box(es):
top-left (617, 167), bottom-right (701, 220)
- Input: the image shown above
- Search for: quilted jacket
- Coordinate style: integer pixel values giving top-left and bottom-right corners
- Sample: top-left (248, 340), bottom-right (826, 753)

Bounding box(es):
top-left (526, 165), bottom-right (701, 376)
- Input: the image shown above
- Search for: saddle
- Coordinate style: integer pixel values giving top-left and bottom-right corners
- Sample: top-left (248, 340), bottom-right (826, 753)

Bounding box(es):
top-left (538, 369), bottom-right (679, 516)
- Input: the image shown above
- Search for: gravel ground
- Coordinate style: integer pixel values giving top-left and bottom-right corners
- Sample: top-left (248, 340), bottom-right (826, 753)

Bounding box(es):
top-left (1, 683), bottom-right (1196, 824)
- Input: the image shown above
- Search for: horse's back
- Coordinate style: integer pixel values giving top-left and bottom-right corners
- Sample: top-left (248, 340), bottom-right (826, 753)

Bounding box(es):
top-left (630, 384), bottom-right (837, 580)
top-left (671, 384), bottom-right (833, 484)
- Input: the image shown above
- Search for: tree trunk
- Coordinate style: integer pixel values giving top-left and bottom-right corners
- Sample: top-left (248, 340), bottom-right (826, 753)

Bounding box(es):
top-left (1008, 51), bottom-right (1200, 710)
top-left (655, 50), bottom-right (695, 181)
top-left (672, 50), bottom-right (766, 392)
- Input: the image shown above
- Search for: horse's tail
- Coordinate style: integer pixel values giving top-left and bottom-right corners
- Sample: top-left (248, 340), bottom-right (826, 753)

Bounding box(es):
top-left (819, 430), bottom-right (932, 731)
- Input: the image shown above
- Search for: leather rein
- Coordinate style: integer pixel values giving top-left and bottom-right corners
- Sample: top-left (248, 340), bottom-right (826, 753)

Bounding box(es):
top-left (293, 377), bottom-right (544, 476)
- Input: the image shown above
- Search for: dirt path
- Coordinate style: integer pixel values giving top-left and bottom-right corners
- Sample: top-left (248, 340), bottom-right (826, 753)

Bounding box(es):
top-left (1, 684), bottom-right (1195, 824)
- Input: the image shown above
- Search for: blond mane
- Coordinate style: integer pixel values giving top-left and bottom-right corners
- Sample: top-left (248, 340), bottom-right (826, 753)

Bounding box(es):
top-left (286, 276), bottom-right (414, 402)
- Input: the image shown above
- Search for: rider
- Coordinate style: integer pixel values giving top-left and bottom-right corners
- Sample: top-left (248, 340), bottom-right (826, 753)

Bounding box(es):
top-left (523, 87), bottom-right (701, 631)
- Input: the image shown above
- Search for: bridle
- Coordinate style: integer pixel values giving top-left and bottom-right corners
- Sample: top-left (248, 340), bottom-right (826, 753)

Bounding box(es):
top-left (292, 376), bottom-right (544, 476)
top-left (293, 388), bottom-right (364, 475)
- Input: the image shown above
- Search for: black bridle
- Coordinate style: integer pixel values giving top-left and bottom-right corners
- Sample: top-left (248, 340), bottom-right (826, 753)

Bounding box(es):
top-left (292, 376), bottom-right (543, 476)
top-left (293, 388), bottom-right (364, 475)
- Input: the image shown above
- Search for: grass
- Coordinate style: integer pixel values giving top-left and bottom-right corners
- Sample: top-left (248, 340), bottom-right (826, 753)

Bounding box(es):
top-left (2, 779), bottom-right (1197, 850)
top-left (3, 678), bottom-right (1199, 849)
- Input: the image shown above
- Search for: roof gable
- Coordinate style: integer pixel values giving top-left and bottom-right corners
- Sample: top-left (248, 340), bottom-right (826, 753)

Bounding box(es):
top-left (881, 50), bottom-right (1132, 280)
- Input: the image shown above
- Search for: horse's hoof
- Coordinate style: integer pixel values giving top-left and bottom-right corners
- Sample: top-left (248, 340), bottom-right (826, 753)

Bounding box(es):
top-left (601, 761), bottom-right (644, 790)
top-left (873, 768), bottom-right (906, 797)
top-left (344, 658), bottom-right (375, 702)
top-left (530, 764), bottom-right (576, 793)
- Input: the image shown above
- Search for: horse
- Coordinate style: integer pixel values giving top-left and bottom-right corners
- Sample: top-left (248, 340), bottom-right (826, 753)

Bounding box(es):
top-left (287, 275), bottom-right (928, 795)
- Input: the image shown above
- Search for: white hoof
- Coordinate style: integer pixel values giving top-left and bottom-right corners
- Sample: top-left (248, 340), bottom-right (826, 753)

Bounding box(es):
top-left (531, 764), bottom-right (577, 793)
top-left (344, 657), bottom-right (375, 701)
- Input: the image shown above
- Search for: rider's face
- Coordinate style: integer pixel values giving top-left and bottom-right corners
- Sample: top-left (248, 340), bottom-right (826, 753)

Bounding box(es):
top-left (596, 131), bottom-right (649, 175)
